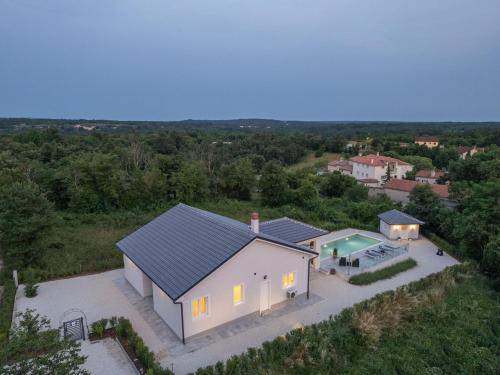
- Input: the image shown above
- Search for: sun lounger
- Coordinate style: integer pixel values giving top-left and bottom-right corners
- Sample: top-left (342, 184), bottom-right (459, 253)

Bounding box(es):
top-left (371, 249), bottom-right (386, 256)
top-left (379, 245), bottom-right (395, 252)
top-left (382, 243), bottom-right (399, 250)
top-left (365, 250), bottom-right (380, 258)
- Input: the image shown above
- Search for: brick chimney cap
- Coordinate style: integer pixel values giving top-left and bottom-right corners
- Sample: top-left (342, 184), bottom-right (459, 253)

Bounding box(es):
top-left (251, 212), bottom-right (259, 220)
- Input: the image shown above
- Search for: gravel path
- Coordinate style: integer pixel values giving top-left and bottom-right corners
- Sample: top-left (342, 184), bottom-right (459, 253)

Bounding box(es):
top-left (81, 338), bottom-right (137, 375)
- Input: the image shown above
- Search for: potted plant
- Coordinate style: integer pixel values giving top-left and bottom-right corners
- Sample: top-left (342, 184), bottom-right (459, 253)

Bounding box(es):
top-left (333, 248), bottom-right (338, 260)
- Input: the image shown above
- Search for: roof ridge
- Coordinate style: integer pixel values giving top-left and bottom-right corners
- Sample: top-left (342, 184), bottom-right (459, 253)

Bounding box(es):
top-left (180, 204), bottom-right (256, 237)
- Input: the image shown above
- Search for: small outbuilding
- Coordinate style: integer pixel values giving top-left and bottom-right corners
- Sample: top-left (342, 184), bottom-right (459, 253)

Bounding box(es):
top-left (377, 209), bottom-right (424, 240)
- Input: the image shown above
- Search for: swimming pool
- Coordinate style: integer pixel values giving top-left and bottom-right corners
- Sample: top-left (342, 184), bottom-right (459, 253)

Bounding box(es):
top-left (320, 234), bottom-right (382, 259)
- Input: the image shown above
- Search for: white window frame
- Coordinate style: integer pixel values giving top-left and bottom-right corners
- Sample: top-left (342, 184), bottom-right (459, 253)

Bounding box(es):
top-left (282, 271), bottom-right (297, 290)
top-left (233, 283), bottom-right (245, 306)
top-left (191, 295), bottom-right (210, 321)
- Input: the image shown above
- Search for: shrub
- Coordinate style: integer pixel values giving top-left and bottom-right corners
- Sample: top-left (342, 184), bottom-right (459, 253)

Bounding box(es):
top-left (349, 258), bottom-right (418, 285)
top-left (23, 268), bottom-right (39, 298)
top-left (91, 318), bottom-right (108, 337)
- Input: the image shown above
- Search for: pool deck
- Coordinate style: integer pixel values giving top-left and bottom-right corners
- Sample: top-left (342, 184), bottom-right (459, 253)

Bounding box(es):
top-left (318, 228), bottom-right (412, 278)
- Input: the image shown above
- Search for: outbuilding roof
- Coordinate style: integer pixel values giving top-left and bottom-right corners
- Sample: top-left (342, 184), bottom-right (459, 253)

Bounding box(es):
top-left (260, 217), bottom-right (329, 243)
top-left (378, 209), bottom-right (424, 225)
top-left (116, 204), bottom-right (318, 301)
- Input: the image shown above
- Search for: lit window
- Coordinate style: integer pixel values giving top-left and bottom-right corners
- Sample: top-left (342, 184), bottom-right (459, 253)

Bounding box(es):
top-left (192, 296), bottom-right (209, 319)
top-left (233, 284), bottom-right (244, 306)
top-left (282, 272), bottom-right (296, 289)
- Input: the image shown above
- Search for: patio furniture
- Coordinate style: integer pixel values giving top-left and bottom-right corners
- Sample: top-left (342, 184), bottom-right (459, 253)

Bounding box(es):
top-left (379, 245), bottom-right (395, 252)
top-left (371, 249), bottom-right (386, 256)
top-left (383, 243), bottom-right (399, 250)
top-left (365, 250), bottom-right (379, 258)
top-left (352, 258), bottom-right (360, 267)
top-left (339, 257), bottom-right (347, 266)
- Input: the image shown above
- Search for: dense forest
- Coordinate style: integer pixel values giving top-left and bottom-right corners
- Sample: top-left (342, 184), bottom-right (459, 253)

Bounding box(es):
top-left (0, 120), bottom-right (498, 281)
top-left (0, 119), bottom-right (499, 373)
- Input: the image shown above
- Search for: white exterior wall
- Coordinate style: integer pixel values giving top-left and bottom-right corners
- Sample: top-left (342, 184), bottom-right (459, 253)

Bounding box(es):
top-left (152, 283), bottom-right (183, 339)
top-left (352, 162), bottom-right (412, 185)
top-left (380, 220), bottom-right (420, 240)
top-left (123, 255), bottom-right (153, 297)
top-left (179, 239), bottom-right (313, 338)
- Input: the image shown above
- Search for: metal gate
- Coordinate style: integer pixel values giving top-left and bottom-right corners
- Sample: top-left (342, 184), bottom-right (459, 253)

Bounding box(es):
top-left (63, 317), bottom-right (85, 341)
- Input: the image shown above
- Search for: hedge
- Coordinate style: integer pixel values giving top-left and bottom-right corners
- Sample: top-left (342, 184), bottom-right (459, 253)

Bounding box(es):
top-left (0, 280), bottom-right (16, 345)
top-left (348, 258), bottom-right (418, 285)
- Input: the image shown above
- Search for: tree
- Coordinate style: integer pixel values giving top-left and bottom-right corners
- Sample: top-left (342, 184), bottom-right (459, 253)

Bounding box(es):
top-left (319, 172), bottom-right (356, 198)
top-left (219, 158), bottom-right (256, 200)
top-left (172, 162), bottom-right (209, 203)
top-left (0, 309), bottom-right (89, 375)
top-left (260, 160), bottom-right (289, 206)
top-left (481, 234), bottom-right (500, 289)
top-left (405, 184), bottom-right (444, 229)
top-left (294, 179), bottom-right (319, 206)
top-left (344, 184), bottom-right (369, 202)
top-left (385, 164), bottom-right (392, 182)
top-left (401, 155), bottom-right (433, 172)
top-left (0, 182), bottom-right (55, 268)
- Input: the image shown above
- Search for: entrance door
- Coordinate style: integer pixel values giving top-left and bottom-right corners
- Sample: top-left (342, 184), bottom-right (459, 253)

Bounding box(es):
top-left (260, 280), bottom-right (271, 314)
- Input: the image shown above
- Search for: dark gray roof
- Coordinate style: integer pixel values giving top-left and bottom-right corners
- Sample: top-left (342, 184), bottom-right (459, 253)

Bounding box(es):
top-left (260, 217), bottom-right (328, 243)
top-left (378, 209), bottom-right (425, 225)
top-left (117, 204), bottom-right (317, 301)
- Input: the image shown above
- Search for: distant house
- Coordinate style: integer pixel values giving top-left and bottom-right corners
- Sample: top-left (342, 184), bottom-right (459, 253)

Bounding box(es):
top-left (415, 169), bottom-right (444, 184)
top-left (378, 209), bottom-right (424, 240)
top-left (327, 159), bottom-right (353, 175)
top-left (117, 204), bottom-right (325, 343)
top-left (415, 136), bottom-right (439, 148)
top-left (457, 145), bottom-right (483, 160)
top-left (381, 179), bottom-right (457, 209)
top-left (350, 154), bottom-right (413, 186)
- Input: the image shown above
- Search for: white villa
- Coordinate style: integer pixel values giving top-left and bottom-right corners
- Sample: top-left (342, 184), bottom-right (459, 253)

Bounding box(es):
top-left (327, 154), bottom-right (413, 186)
top-left (117, 204), bottom-right (326, 342)
top-left (116, 204), bottom-right (429, 344)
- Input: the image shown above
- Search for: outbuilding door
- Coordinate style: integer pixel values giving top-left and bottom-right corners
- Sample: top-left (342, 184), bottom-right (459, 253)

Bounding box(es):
top-left (260, 280), bottom-right (271, 314)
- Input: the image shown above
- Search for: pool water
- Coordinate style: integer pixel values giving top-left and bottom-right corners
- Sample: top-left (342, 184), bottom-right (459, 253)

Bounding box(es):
top-left (320, 234), bottom-right (381, 259)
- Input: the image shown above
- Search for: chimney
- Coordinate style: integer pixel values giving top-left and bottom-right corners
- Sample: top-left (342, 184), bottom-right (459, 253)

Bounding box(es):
top-left (376, 152), bottom-right (380, 156)
top-left (251, 212), bottom-right (259, 233)
top-left (431, 168), bottom-right (436, 177)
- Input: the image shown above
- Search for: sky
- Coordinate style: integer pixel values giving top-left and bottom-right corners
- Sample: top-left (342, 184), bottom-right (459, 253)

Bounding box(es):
top-left (1, 0), bottom-right (500, 122)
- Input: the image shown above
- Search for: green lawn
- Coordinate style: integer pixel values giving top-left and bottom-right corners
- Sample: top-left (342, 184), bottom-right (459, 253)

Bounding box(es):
top-left (286, 152), bottom-right (340, 171)
top-left (349, 258), bottom-right (418, 285)
top-left (33, 210), bottom-right (164, 281)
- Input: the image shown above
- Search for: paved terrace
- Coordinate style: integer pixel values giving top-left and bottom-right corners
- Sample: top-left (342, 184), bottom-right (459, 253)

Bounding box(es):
top-left (14, 231), bottom-right (458, 375)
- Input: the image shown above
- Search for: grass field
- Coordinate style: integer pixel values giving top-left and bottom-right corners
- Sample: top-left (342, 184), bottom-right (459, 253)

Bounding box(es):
top-left (349, 258), bottom-right (418, 285)
top-left (286, 152), bottom-right (340, 171)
